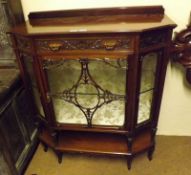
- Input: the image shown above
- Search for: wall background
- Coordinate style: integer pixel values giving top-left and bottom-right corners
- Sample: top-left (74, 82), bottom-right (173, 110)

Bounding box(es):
top-left (20, 0), bottom-right (191, 136)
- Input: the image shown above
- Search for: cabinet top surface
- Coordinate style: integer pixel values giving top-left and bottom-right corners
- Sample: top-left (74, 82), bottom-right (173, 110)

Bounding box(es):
top-left (10, 6), bottom-right (176, 36)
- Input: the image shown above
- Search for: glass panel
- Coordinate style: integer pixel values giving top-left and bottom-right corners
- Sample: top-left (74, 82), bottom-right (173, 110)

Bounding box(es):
top-left (137, 52), bottom-right (158, 124)
top-left (140, 53), bottom-right (157, 92)
top-left (137, 90), bottom-right (153, 123)
top-left (89, 59), bottom-right (126, 95)
top-left (89, 59), bottom-right (126, 126)
top-left (15, 90), bottom-right (36, 138)
top-left (45, 58), bottom-right (127, 126)
top-left (0, 106), bottom-right (27, 163)
top-left (92, 100), bottom-right (124, 126)
top-left (46, 60), bottom-right (81, 94)
top-left (0, 151), bottom-right (11, 175)
top-left (32, 88), bottom-right (45, 117)
top-left (53, 99), bottom-right (86, 124)
top-left (0, 2), bottom-right (10, 48)
top-left (22, 55), bottom-right (36, 87)
top-left (22, 55), bottom-right (45, 117)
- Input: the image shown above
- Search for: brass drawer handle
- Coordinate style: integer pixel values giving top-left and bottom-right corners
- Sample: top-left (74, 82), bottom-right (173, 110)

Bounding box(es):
top-left (103, 40), bottom-right (118, 50)
top-left (48, 42), bottom-right (63, 51)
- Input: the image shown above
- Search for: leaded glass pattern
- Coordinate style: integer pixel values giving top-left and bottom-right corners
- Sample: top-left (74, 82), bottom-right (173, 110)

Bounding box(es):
top-left (45, 58), bottom-right (127, 127)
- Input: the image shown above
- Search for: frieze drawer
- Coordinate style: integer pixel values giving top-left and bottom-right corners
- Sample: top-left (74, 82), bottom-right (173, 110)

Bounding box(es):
top-left (35, 37), bottom-right (134, 55)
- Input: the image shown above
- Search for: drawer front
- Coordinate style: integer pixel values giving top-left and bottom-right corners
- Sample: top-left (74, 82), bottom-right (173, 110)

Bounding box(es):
top-left (35, 36), bottom-right (134, 55)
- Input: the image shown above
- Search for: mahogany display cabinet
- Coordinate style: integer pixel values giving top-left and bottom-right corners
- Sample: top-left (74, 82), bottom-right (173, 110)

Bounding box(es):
top-left (9, 6), bottom-right (177, 169)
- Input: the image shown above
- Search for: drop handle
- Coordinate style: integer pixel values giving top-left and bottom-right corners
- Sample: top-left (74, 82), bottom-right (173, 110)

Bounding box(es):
top-left (48, 42), bottom-right (63, 51)
top-left (103, 40), bottom-right (118, 50)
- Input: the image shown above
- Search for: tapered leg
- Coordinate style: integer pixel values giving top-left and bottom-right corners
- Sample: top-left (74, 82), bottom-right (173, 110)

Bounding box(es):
top-left (41, 142), bottom-right (48, 152)
top-left (127, 156), bottom-right (133, 170)
top-left (147, 145), bottom-right (155, 161)
top-left (148, 127), bottom-right (156, 161)
top-left (127, 136), bottom-right (133, 170)
top-left (56, 151), bottom-right (63, 164)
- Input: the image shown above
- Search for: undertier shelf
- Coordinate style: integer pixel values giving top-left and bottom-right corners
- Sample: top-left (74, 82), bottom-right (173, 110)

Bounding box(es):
top-left (39, 129), bottom-right (152, 156)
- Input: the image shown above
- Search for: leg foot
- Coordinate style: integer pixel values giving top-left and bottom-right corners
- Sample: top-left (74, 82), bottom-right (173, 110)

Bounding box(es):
top-left (41, 142), bottom-right (48, 152)
top-left (44, 145), bottom-right (48, 152)
top-left (56, 151), bottom-right (63, 164)
top-left (127, 156), bottom-right (133, 170)
top-left (147, 146), bottom-right (155, 161)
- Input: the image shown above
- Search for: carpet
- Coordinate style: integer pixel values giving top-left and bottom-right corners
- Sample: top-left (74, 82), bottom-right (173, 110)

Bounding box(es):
top-left (24, 135), bottom-right (191, 175)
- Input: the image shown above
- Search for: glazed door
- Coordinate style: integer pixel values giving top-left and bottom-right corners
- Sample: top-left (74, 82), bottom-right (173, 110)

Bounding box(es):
top-left (42, 57), bottom-right (129, 128)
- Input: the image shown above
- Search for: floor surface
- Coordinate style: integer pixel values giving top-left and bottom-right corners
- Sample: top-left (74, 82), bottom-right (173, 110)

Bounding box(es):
top-left (24, 136), bottom-right (191, 175)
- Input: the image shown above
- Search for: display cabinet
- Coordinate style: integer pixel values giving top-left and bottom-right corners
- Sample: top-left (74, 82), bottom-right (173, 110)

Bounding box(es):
top-left (0, 68), bottom-right (38, 175)
top-left (10, 6), bottom-right (176, 169)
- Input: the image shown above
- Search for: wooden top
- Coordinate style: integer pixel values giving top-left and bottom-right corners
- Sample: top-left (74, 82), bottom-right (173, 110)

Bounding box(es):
top-left (10, 6), bottom-right (176, 36)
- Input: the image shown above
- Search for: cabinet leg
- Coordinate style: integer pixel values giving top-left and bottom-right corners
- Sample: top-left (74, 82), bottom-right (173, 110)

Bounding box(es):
top-left (127, 156), bottom-right (133, 170)
top-left (51, 131), bottom-right (59, 144)
top-left (56, 151), bottom-right (63, 164)
top-left (41, 142), bottom-right (48, 152)
top-left (148, 127), bottom-right (156, 161)
top-left (147, 145), bottom-right (155, 161)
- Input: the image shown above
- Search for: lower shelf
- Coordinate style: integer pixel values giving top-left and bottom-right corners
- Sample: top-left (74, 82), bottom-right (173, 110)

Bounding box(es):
top-left (39, 129), bottom-right (152, 156)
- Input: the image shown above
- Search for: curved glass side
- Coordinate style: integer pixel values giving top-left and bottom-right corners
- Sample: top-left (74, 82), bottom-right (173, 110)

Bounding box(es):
top-left (137, 52), bottom-right (158, 124)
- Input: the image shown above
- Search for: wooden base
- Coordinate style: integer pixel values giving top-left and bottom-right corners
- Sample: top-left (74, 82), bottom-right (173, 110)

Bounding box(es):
top-left (39, 128), bottom-right (154, 169)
